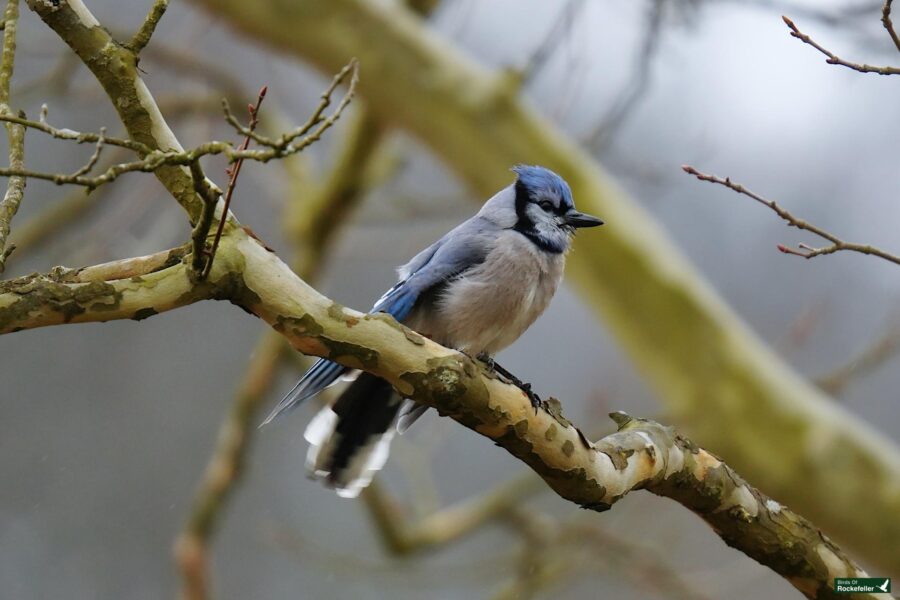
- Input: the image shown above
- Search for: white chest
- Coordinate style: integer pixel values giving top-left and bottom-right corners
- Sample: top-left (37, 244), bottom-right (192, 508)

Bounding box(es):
top-left (430, 231), bottom-right (566, 355)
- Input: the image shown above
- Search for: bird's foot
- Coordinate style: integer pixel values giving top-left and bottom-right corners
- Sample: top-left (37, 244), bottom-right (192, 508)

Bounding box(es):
top-left (475, 352), bottom-right (495, 372)
top-left (477, 355), bottom-right (542, 413)
top-left (518, 381), bottom-right (543, 413)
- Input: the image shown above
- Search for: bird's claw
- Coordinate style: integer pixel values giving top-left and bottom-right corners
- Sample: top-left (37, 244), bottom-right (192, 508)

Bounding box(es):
top-left (474, 354), bottom-right (542, 414)
top-left (519, 382), bottom-right (543, 414)
top-left (475, 352), bottom-right (495, 372)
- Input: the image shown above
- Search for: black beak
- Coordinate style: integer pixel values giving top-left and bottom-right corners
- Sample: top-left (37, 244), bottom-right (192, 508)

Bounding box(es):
top-left (564, 210), bottom-right (604, 228)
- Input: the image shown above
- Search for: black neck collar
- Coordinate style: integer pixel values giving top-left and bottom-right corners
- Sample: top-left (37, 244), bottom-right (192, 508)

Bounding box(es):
top-left (512, 180), bottom-right (565, 254)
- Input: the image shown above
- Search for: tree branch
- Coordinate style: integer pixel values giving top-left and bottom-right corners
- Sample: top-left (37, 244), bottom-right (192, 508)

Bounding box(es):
top-left (0, 73), bottom-right (354, 192)
top-left (128, 0), bottom-right (168, 55)
top-left (203, 86), bottom-right (267, 279)
top-left (783, 15), bottom-right (900, 75)
top-left (0, 109), bottom-right (151, 153)
top-left (0, 0), bottom-right (24, 273)
top-left (173, 104), bottom-right (385, 600)
top-left (188, 160), bottom-right (221, 277)
top-left (884, 0), bottom-right (900, 53)
top-left (190, 0), bottom-right (900, 572)
top-left (683, 165), bottom-right (900, 266)
top-left (815, 323), bottom-right (900, 396)
top-left (0, 228), bottom-right (878, 599)
top-left (27, 0), bottom-right (209, 221)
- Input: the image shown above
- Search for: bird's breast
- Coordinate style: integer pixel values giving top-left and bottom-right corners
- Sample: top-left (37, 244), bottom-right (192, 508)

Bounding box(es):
top-left (420, 231), bottom-right (565, 355)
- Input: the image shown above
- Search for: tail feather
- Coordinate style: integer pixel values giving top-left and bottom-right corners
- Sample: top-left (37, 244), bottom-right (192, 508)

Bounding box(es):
top-left (261, 359), bottom-right (347, 426)
top-left (303, 372), bottom-right (402, 498)
top-left (397, 400), bottom-right (429, 434)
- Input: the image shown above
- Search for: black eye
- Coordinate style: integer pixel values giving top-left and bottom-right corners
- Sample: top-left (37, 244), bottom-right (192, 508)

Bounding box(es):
top-left (538, 200), bottom-right (554, 212)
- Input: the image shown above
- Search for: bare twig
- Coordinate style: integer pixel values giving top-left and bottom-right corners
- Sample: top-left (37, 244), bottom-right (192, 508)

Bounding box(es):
top-left (68, 128), bottom-right (106, 178)
top-left (783, 15), bottom-right (900, 75)
top-left (0, 0), bottom-right (23, 273)
top-left (202, 85), bottom-right (267, 279)
top-left (587, 0), bottom-right (666, 150)
top-left (0, 64), bottom-right (356, 193)
top-left (815, 322), bottom-right (900, 396)
top-left (7, 89), bottom-right (228, 259)
top-left (188, 160), bottom-right (220, 277)
top-left (222, 59), bottom-right (358, 155)
top-left (128, 0), bottom-right (169, 54)
top-left (8, 166), bottom-right (120, 254)
top-left (683, 165), bottom-right (900, 266)
top-left (883, 0), bottom-right (900, 52)
top-left (518, 0), bottom-right (585, 83)
top-left (362, 474), bottom-right (543, 555)
top-left (0, 109), bottom-right (151, 153)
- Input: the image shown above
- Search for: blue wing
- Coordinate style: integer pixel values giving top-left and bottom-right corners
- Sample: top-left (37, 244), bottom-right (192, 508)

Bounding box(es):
top-left (261, 215), bottom-right (495, 426)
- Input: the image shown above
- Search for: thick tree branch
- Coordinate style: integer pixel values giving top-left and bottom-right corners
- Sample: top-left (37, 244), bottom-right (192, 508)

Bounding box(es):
top-left (189, 0), bottom-right (900, 571)
top-left (0, 228), bottom-right (879, 599)
top-left (683, 165), bottom-right (900, 266)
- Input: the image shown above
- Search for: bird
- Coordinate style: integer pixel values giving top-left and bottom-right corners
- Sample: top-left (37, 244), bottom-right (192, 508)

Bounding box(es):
top-left (262, 165), bottom-right (603, 498)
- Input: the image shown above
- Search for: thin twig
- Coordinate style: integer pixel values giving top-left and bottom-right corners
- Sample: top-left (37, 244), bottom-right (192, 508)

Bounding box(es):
top-left (815, 322), bottom-right (900, 396)
top-left (683, 165), bottom-right (900, 266)
top-left (6, 93), bottom-right (219, 260)
top-left (128, 0), bottom-right (169, 54)
top-left (518, 0), bottom-right (584, 83)
top-left (883, 0), bottom-right (900, 52)
top-left (8, 172), bottom-right (119, 255)
top-left (68, 128), bottom-right (105, 178)
top-left (188, 160), bottom-right (220, 277)
top-left (201, 85), bottom-right (267, 279)
top-left (222, 59), bottom-right (358, 156)
top-left (782, 15), bottom-right (900, 75)
top-left (362, 474), bottom-right (543, 555)
top-left (0, 64), bottom-right (357, 192)
top-left (0, 109), bottom-right (150, 153)
top-left (0, 0), bottom-right (23, 273)
top-left (587, 0), bottom-right (666, 150)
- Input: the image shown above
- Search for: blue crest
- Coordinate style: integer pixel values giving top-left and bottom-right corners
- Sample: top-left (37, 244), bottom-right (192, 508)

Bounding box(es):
top-left (512, 165), bottom-right (574, 209)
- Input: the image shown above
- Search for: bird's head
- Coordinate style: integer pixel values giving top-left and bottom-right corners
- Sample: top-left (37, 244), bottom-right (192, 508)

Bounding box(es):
top-left (510, 165), bottom-right (603, 253)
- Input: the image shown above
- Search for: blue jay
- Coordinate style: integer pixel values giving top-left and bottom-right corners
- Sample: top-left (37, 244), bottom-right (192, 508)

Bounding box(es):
top-left (263, 165), bottom-right (603, 497)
